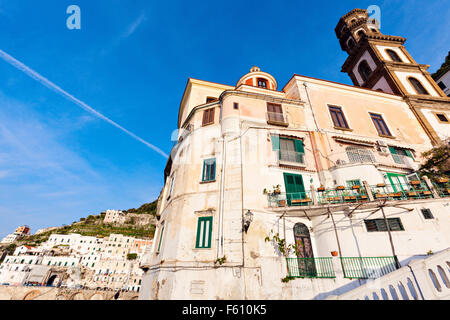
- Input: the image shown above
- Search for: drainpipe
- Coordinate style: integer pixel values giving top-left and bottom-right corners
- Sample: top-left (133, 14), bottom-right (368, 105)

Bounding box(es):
top-left (218, 101), bottom-right (227, 259)
top-left (303, 83), bottom-right (326, 187)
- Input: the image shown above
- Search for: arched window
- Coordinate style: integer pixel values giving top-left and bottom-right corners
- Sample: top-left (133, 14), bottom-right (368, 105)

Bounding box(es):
top-left (408, 77), bottom-right (429, 95)
top-left (386, 49), bottom-right (402, 62)
top-left (358, 60), bottom-right (372, 82)
top-left (371, 28), bottom-right (379, 33)
top-left (257, 78), bottom-right (268, 89)
top-left (357, 30), bottom-right (365, 39)
top-left (346, 147), bottom-right (376, 163)
top-left (347, 38), bottom-right (356, 50)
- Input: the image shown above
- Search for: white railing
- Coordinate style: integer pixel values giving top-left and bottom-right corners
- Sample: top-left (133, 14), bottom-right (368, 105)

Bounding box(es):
top-left (328, 248), bottom-right (450, 300)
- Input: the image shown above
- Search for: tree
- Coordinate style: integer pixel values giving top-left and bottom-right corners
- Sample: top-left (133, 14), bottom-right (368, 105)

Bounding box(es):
top-left (418, 143), bottom-right (450, 181)
top-left (127, 253), bottom-right (138, 260)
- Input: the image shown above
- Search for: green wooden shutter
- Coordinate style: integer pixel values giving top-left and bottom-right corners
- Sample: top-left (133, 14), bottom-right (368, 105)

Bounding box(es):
top-left (196, 217), bottom-right (213, 249)
top-left (294, 140), bottom-right (305, 163)
top-left (404, 149), bottom-right (413, 158)
top-left (284, 173), bottom-right (306, 204)
top-left (389, 147), bottom-right (397, 155)
top-left (157, 225), bottom-right (165, 252)
top-left (295, 140), bottom-right (305, 154)
top-left (271, 135), bottom-right (280, 151)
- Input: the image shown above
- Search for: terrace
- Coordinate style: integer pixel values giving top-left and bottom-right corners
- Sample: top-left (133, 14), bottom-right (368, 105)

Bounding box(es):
top-left (267, 177), bottom-right (445, 209)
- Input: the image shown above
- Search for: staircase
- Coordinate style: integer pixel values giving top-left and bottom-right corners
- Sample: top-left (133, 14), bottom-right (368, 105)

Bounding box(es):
top-left (328, 248), bottom-right (450, 300)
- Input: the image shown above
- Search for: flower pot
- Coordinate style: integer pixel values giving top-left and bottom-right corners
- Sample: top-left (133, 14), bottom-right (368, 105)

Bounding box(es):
top-left (331, 251), bottom-right (339, 257)
top-left (410, 181), bottom-right (421, 185)
top-left (336, 186), bottom-right (345, 190)
top-left (437, 178), bottom-right (448, 183)
top-left (278, 200), bottom-right (286, 207)
top-left (317, 187), bottom-right (325, 192)
top-left (352, 185), bottom-right (361, 189)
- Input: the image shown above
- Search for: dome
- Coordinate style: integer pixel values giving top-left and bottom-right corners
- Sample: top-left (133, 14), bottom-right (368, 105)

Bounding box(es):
top-left (236, 66), bottom-right (278, 91)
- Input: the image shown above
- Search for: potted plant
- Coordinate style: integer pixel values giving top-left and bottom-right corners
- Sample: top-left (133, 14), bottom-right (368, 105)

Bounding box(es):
top-left (331, 251), bottom-right (339, 257)
top-left (352, 185), bottom-right (361, 190)
top-left (336, 186), bottom-right (345, 190)
top-left (437, 177), bottom-right (449, 184)
top-left (317, 185), bottom-right (325, 192)
top-left (273, 185), bottom-right (281, 195)
top-left (410, 180), bottom-right (421, 185)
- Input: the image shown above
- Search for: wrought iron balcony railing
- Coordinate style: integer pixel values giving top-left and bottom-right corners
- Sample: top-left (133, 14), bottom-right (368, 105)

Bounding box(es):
top-left (340, 257), bottom-right (398, 279)
top-left (268, 192), bottom-right (313, 207)
top-left (278, 151), bottom-right (305, 166)
top-left (266, 112), bottom-right (289, 126)
top-left (371, 182), bottom-right (433, 200)
top-left (286, 257), bottom-right (335, 279)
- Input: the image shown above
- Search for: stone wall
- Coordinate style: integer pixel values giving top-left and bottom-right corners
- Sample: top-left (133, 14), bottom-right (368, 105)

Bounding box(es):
top-left (0, 285), bottom-right (139, 300)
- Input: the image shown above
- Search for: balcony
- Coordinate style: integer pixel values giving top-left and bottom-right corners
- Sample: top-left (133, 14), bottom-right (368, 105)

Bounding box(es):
top-left (340, 257), bottom-right (398, 279)
top-left (391, 154), bottom-right (415, 168)
top-left (266, 112), bottom-right (289, 127)
top-left (433, 179), bottom-right (450, 198)
top-left (371, 182), bottom-right (433, 201)
top-left (267, 179), bottom-right (441, 209)
top-left (268, 191), bottom-right (314, 207)
top-left (317, 187), bottom-right (368, 204)
top-left (285, 256), bottom-right (398, 280)
top-left (286, 258), bottom-right (335, 279)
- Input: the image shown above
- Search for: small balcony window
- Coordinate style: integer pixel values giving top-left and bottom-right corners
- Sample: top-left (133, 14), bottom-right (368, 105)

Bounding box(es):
top-left (267, 103), bottom-right (288, 126)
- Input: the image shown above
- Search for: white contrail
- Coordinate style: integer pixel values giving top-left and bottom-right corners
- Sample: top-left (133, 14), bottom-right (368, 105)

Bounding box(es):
top-left (0, 49), bottom-right (169, 159)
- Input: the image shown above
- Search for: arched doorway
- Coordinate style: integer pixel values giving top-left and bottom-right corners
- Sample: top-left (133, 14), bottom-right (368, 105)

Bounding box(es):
top-left (293, 223), bottom-right (316, 277)
top-left (47, 275), bottom-right (58, 287)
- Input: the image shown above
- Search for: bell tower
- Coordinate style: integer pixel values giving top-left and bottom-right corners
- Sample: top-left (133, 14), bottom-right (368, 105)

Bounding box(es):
top-left (336, 9), bottom-right (450, 145)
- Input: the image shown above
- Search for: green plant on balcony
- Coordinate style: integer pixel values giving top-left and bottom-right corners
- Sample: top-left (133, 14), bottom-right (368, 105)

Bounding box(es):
top-left (265, 230), bottom-right (301, 258)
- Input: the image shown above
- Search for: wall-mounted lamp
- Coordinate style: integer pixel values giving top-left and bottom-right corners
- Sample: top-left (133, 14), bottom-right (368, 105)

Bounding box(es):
top-left (243, 210), bottom-right (254, 233)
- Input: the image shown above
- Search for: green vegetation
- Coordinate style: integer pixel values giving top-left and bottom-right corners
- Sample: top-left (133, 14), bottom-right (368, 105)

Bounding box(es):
top-left (124, 200), bottom-right (158, 216)
top-left (432, 51), bottom-right (450, 80)
top-left (8, 200), bottom-right (159, 248)
top-left (127, 253), bottom-right (138, 260)
top-left (418, 144), bottom-right (450, 181)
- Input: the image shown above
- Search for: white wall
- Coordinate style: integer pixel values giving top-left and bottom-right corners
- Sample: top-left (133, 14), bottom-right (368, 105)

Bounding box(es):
top-left (375, 45), bottom-right (411, 63)
top-left (394, 71), bottom-right (439, 96)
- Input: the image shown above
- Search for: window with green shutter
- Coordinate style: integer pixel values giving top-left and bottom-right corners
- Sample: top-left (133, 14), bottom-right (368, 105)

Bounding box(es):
top-left (364, 218), bottom-right (405, 232)
top-left (202, 159), bottom-right (216, 182)
top-left (196, 216), bottom-right (213, 249)
top-left (272, 136), bottom-right (305, 164)
top-left (157, 224), bottom-right (165, 253)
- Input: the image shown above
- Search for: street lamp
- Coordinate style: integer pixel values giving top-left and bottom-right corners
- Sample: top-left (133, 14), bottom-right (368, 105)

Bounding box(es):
top-left (243, 210), bottom-right (254, 233)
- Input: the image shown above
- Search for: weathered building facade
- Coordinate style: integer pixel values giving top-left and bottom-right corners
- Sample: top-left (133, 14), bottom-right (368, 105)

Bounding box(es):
top-left (139, 9), bottom-right (450, 300)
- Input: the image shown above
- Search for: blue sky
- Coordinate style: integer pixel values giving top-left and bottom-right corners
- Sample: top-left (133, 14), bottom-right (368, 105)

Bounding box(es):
top-left (0, 0), bottom-right (448, 238)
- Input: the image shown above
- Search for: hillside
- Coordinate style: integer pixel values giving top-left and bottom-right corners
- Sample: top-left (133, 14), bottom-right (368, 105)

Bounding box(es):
top-left (9, 200), bottom-right (159, 248)
top-left (432, 51), bottom-right (450, 80)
